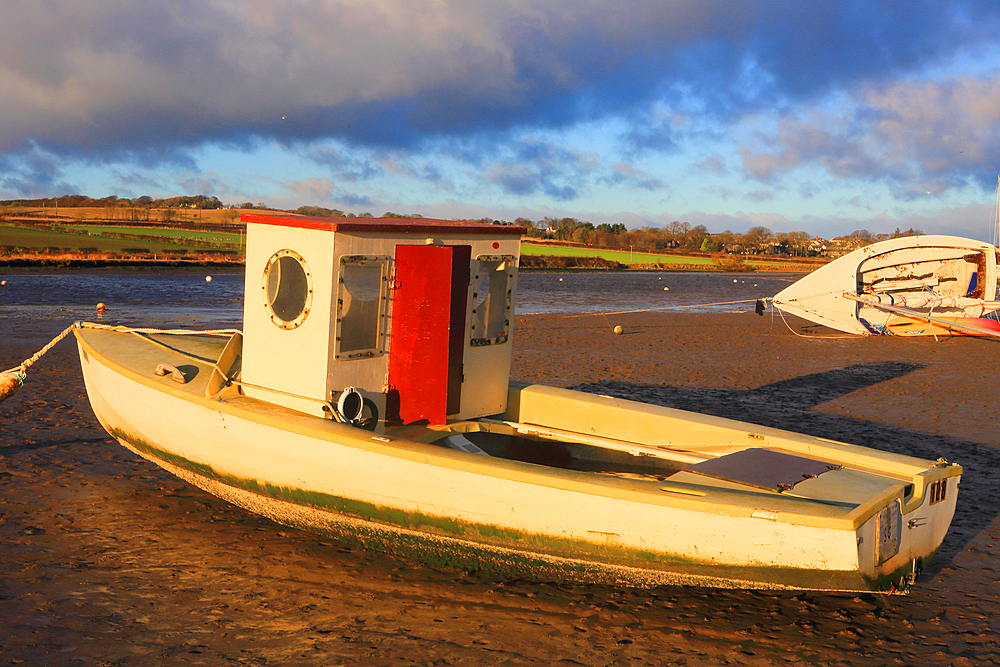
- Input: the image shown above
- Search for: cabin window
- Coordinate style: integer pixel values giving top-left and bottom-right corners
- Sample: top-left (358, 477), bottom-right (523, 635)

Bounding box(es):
top-left (335, 256), bottom-right (389, 359)
top-left (470, 255), bottom-right (514, 346)
top-left (262, 249), bottom-right (313, 330)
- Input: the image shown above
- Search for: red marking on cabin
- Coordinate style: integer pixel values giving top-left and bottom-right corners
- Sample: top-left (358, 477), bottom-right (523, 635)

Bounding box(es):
top-left (386, 244), bottom-right (471, 425)
top-left (241, 213), bottom-right (524, 236)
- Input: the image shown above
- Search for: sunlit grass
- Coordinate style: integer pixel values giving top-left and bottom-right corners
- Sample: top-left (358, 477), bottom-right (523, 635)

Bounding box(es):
top-left (520, 241), bottom-right (806, 269)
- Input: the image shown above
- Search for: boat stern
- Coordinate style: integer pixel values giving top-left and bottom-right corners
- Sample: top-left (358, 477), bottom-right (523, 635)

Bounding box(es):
top-left (855, 461), bottom-right (961, 590)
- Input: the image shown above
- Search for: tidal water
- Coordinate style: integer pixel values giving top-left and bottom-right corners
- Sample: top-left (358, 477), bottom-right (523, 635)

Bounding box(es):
top-left (0, 269), bottom-right (797, 328)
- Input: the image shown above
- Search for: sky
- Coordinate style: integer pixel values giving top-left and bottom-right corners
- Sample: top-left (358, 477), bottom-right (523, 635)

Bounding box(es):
top-left (3, 0), bottom-right (1000, 241)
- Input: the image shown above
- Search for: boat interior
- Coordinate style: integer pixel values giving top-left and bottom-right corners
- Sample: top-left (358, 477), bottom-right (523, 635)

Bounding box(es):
top-left (858, 245), bottom-right (997, 301)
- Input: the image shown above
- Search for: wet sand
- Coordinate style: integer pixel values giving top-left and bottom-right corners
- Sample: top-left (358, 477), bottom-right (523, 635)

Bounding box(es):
top-left (2, 311), bottom-right (999, 666)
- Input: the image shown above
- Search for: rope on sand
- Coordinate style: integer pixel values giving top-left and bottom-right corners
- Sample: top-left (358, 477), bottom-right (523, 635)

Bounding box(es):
top-left (528, 298), bottom-right (764, 320)
top-left (0, 322), bottom-right (241, 404)
top-left (0, 323), bottom-right (77, 402)
top-left (521, 298), bottom-right (767, 334)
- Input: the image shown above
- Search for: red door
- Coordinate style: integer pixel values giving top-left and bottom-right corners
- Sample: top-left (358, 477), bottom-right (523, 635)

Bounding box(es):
top-left (386, 244), bottom-right (470, 425)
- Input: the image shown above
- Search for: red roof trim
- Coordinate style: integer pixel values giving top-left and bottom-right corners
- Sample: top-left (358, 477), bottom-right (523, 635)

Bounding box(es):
top-left (241, 213), bottom-right (525, 236)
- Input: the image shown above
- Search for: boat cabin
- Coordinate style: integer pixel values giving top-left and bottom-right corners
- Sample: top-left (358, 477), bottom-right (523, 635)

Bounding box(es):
top-left (239, 213), bottom-right (524, 429)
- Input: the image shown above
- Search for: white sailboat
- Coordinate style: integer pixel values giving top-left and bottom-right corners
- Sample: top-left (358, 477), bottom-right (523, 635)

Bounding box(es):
top-left (771, 234), bottom-right (1000, 336)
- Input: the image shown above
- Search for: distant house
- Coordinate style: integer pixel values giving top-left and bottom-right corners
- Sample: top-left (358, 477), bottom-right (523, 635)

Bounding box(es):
top-left (808, 239), bottom-right (828, 256)
top-left (824, 237), bottom-right (866, 258)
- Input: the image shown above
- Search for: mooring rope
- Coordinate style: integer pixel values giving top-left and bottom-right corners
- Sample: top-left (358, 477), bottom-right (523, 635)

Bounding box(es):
top-left (523, 298), bottom-right (764, 321)
top-left (518, 297), bottom-right (868, 340)
top-left (0, 321), bottom-right (243, 403)
top-left (769, 306), bottom-right (856, 339)
top-left (2, 323), bottom-right (78, 378)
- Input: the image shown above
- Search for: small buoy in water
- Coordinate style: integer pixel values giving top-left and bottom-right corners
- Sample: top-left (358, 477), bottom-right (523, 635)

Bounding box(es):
top-left (613, 325), bottom-right (623, 335)
top-left (663, 287), bottom-right (669, 291)
top-left (733, 279), bottom-right (737, 283)
top-left (96, 302), bottom-right (106, 312)
top-left (1, 280), bottom-right (6, 286)
top-left (559, 278), bottom-right (563, 282)
top-left (206, 276), bottom-right (212, 282)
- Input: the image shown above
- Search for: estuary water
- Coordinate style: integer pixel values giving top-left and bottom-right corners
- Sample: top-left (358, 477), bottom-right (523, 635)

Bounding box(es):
top-left (0, 268), bottom-right (797, 327)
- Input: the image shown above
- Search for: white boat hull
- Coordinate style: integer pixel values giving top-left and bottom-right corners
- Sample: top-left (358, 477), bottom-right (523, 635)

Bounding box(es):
top-left (75, 327), bottom-right (961, 592)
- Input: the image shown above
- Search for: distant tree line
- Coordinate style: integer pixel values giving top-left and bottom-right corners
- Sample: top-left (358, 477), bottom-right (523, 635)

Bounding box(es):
top-left (508, 216), bottom-right (924, 257)
top-left (290, 207), bottom-right (427, 219)
top-left (2, 194), bottom-right (224, 210)
top-left (2, 194), bottom-right (926, 257)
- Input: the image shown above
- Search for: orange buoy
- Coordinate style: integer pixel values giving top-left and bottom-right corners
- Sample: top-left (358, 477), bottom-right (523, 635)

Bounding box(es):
top-left (0, 371), bottom-right (22, 403)
top-left (96, 302), bottom-right (106, 312)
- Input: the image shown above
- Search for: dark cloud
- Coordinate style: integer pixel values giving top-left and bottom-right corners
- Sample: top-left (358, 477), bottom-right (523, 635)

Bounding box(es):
top-left (339, 193), bottom-right (376, 208)
top-left (483, 137), bottom-right (596, 199)
top-left (600, 163), bottom-right (666, 191)
top-left (3, 0), bottom-right (1000, 213)
top-left (3, 0), bottom-right (998, 161)
top-left (0, 145), bottom-right (74, 197)
top-left (306, 145), bottom-right (383, 182)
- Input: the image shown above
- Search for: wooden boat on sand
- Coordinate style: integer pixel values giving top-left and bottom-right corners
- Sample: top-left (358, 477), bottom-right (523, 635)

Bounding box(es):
top-left (72, 214), bottom-right (962, 592)
top-left (772, 235), bottom-right (1000, 336)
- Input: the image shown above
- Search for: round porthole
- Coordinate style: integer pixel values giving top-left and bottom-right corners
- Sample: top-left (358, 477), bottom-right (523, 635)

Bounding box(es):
top-left (262, 249), bottom-right (312, 329)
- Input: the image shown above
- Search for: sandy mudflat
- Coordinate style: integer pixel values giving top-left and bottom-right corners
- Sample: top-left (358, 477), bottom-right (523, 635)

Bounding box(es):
top-left (2, 311), bottom-right (1000, 666)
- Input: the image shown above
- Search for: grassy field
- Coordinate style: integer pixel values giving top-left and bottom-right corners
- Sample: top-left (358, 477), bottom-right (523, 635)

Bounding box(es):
top-left (0, 224), bottom-right (239, 254)
top-left (59, 224), bottom-right (241, 244)
top-left (1, 211), bottom-right (824, 272)
top-left (1, 206), bottom-right (243, 225)
top-left (521, 241), bottom-right (822, 271)
top-left (522, 243), bottom-right (716, 266)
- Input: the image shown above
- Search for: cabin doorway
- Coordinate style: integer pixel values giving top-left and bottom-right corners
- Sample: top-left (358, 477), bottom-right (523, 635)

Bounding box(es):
top-left (386, 244), bottom-right (471, 425)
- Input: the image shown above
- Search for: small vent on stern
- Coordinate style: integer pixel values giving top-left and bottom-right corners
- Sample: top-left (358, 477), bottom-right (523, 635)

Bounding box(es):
top-left (929, 478), bottom-right (948, 505)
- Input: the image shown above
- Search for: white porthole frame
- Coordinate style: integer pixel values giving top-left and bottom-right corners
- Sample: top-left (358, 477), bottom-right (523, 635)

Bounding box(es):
top-left (261, 249), bottom-right (314, 330)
